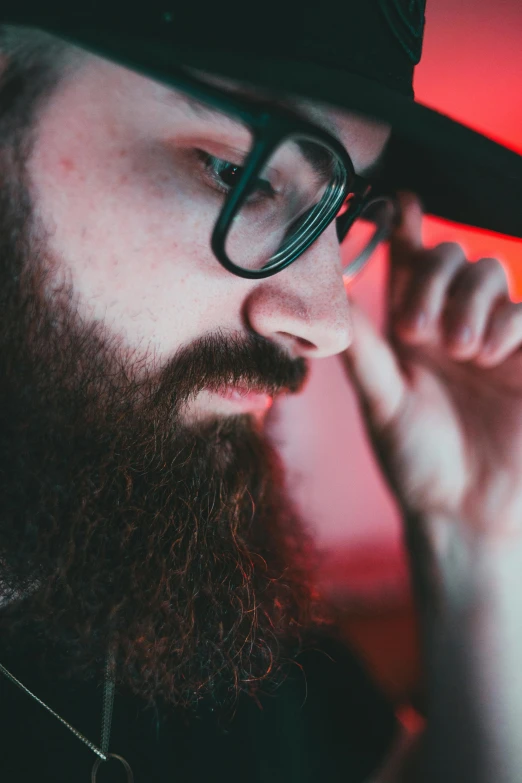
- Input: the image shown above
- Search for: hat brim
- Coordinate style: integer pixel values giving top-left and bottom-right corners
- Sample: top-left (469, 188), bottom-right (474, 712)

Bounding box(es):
top-left (155, 41), bottom-right (522, 240)
top-left (7, 17), bottom-right (522, 240)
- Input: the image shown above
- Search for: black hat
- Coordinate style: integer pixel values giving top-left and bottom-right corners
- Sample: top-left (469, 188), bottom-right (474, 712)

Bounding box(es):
top-left (2, 1), bottom-right (522, 240)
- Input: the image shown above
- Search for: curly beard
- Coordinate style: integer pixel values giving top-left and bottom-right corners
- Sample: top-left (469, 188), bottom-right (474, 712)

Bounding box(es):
top-left (0, 95), bottom-right (332, 717)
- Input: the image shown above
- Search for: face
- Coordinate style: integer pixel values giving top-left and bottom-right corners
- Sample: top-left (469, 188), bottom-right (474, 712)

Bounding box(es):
top-left (0, 48), bottom-right (390, 712)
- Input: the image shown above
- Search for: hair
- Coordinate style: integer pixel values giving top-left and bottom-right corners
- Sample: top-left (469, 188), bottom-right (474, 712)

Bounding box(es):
top-left (0, 24), bottom-right (86, 143)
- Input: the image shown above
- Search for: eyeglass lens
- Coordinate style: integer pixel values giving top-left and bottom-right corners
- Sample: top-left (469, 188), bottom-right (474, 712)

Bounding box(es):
top-left (224, 135), bottom-right (347, 271)
top-left (340, 196), bottom-right (397, 279)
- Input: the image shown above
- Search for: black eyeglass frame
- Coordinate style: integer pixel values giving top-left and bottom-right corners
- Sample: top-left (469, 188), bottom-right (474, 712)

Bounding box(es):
top-left (155, 68), bottom-right (373, 279)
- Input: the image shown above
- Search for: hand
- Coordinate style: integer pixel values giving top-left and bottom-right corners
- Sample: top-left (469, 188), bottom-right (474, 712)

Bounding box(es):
top-left (341, 191), bottom-right (522, 541)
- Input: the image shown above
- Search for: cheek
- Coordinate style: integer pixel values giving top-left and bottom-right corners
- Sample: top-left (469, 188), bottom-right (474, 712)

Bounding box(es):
top-left (27, 92), bottom-right (245, 364)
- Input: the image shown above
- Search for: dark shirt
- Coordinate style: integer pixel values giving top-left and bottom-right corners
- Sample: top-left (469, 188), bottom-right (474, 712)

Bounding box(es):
top-left (0, 632), bottom-right (399, 782)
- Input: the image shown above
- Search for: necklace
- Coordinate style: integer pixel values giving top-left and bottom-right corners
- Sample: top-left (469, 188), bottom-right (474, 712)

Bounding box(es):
top-left (0, 648), bottom-right (134, 781)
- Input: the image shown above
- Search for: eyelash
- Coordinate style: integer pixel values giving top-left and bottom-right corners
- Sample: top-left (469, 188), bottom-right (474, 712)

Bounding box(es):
top-left (195, 149), bottom-right (277, 204)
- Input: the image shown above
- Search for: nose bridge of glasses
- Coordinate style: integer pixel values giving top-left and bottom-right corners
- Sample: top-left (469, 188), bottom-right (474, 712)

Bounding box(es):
top-left (288, 193), bottom-right (397, 280)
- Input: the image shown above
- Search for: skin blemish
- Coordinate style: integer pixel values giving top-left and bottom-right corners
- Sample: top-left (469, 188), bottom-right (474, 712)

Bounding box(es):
top-left (59, 157), bottom-right (76, 174)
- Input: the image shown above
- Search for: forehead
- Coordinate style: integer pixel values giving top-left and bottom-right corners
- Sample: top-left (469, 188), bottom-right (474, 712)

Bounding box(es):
top-left (157, 68), bottom-right (391, 151)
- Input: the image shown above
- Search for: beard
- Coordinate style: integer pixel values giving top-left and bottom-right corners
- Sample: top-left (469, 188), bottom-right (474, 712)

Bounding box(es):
top-left (0, 114), bottom-right (332, 717)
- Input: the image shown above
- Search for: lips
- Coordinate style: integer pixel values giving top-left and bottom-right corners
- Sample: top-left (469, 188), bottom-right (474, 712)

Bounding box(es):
top-left (218, 386), bottom-right (273, 411)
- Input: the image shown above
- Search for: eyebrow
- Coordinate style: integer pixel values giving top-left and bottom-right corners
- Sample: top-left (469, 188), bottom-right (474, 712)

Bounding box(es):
top-left (159, 89), bottom-right (387, 182)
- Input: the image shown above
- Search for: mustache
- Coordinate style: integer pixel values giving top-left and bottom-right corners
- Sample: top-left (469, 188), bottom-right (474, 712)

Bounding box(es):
top-left (152, 329), bottom-right (309, 408)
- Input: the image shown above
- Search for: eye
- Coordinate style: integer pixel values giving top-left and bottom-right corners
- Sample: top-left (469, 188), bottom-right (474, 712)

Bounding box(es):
top-left (205, 153), bottom-right (242, 189)
top-left (196, 150), bottom-right (277, 202)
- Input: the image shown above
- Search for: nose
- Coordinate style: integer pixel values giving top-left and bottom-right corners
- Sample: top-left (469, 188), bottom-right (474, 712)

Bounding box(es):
top-left (243, 226), bottom-right (353, 359)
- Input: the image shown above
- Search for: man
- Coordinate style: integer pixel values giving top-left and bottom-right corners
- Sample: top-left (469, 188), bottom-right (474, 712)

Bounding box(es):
top-left (0, 3), bottom-right (521, 782)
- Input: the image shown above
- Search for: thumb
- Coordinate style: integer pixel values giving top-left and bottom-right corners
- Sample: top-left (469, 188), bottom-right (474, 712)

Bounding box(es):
top-left (340, 298), bottom-right (407, 433)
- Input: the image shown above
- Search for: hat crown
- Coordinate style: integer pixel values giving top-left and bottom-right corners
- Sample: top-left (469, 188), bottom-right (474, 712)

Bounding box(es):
top-left (157, 0), bottom-right (425, 97)
top-left (378, 0), bottom-right (427, 64)
top-left (1, 1), bottom-right (424, 98)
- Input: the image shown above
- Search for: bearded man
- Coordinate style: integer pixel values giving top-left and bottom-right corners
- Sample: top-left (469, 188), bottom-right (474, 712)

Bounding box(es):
top-left (0, 3), bottom-right (521, 783)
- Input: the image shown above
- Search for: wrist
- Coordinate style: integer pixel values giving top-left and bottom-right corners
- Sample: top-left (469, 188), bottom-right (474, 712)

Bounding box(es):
top-left (402, 511), bottom-right (522, 618)
top-left (404, 513), bottom-right (522, 783)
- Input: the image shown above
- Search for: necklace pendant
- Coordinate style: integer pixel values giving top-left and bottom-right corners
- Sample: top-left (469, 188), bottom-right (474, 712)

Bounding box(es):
top-left (91, 752), bottom-right (134, 782)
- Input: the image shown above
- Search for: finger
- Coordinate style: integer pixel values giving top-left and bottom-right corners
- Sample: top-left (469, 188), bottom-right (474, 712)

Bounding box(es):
top-left (441, 257), bottom-right (510, 360)
top-left (391, 242), bottom-right (467, 344)
top-left (340, 298), bottom-right (407, 432)
top-left (474, 300), bottom-right (522, 367)
top-left (387, 191), bottom-right (425, 314)
top-left (390, 191), bottom-right (424, 255)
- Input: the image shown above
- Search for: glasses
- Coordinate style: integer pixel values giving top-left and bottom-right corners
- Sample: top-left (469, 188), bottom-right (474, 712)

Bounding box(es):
top-left (2, 10), bottom-right (397, 280)
top-left (154, 68), bottom-right (396, 280)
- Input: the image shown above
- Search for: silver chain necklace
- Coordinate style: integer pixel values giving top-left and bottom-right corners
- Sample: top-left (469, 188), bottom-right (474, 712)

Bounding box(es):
top-left (0, 648), bottom-right (134, 781)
